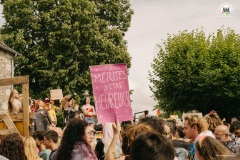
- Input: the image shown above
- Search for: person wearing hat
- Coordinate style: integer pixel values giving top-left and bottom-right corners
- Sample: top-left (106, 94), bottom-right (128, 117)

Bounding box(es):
top-left (44, 98), bottom-right (61, 125)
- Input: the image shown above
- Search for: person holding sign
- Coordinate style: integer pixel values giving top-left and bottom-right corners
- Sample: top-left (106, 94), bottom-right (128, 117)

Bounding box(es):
top-left (82, 97), bottom-right (96, 124)
top-left (44, 98), bottom-right (61, 125)
top-left (90, 64), bottom-right (133, 124)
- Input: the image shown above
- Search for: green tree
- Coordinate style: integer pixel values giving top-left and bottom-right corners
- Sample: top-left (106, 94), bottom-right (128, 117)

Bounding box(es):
top-left (149, 28), bottom-right (240, 120)
top-left (0, 0), bottom-right (133, 100)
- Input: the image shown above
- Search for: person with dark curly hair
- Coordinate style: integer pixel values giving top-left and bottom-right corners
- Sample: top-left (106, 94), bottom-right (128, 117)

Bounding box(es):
top-left (52, 119), bottom-right (97, 160)
top-left (0, 133), bottom-right (27, 160)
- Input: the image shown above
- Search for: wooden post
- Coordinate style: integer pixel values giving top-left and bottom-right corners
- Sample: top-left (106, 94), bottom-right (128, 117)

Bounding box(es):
top-left (22, 83), bottom-right (29, 136)
top-left (0, 76), bottom-right (29, 86)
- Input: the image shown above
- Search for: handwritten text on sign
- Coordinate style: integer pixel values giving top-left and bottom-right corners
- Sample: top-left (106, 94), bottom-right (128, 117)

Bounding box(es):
top-left (90, 64), bottom-right (133, 124)
top-left (50, 89), bottom-right (63, 100)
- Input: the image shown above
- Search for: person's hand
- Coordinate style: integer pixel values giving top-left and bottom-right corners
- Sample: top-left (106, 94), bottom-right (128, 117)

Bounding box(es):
top-left (112, 120), bottom-right (121, 136)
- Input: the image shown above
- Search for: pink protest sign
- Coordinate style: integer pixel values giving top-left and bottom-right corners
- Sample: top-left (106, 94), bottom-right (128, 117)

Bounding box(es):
top-left (90, 64), bottom-right (133, 124)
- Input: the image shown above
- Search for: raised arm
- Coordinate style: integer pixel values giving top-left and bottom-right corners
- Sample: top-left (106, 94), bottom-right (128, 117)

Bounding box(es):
top-left (105, 121), bottom-right (122, 160)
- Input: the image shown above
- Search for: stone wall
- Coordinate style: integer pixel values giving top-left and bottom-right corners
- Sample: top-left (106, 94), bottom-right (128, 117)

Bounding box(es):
top-left (0, 50), bottom-right (14, 112)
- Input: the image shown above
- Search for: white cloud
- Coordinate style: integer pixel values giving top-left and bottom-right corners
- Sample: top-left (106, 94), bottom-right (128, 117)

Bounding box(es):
top-left (0, 5), bottom-right (4, 26)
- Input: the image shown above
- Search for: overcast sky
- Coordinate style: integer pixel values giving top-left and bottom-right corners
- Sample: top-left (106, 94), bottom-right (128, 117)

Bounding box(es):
top-left (1, 0), bottom-right (240, 115)
top-left (125, 0), bottom-right (240, 115)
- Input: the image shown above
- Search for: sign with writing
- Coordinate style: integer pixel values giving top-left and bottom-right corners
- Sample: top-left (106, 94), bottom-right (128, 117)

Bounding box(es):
top-left (50, 89), bottom-right (63, 100)
top-left (90, 64), bottom-right (133, 124)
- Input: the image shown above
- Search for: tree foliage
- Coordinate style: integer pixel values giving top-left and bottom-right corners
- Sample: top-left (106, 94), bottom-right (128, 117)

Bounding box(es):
top-left (149, 28), bottom-right (240, 119)
top-left (0, 0), bottom-right (133, 100)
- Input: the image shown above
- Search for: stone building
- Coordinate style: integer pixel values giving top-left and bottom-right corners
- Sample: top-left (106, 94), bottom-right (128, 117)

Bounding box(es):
top-left (0, 42), bottom-right (18, 112)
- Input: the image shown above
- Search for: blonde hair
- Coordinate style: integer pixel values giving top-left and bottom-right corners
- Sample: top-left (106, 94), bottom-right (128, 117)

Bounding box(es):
top-left (184, 114), bottom-right (208, 133)
top-left (24, 136), bottom-right (42, 160)
top-left (61, 95), bottom-right (75, 110)
top-left (8, 89), bottom-right (18, 112)
top-left (204, 112), bottom-right (222, 133)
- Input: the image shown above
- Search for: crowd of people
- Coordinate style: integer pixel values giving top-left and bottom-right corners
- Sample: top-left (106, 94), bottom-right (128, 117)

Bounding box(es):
top-left (105, 112), bottom-right (240, 160)
top-left (1, 89), bottom-right (240, 160)
top-left (7, 89), bottom-right (97, 128)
